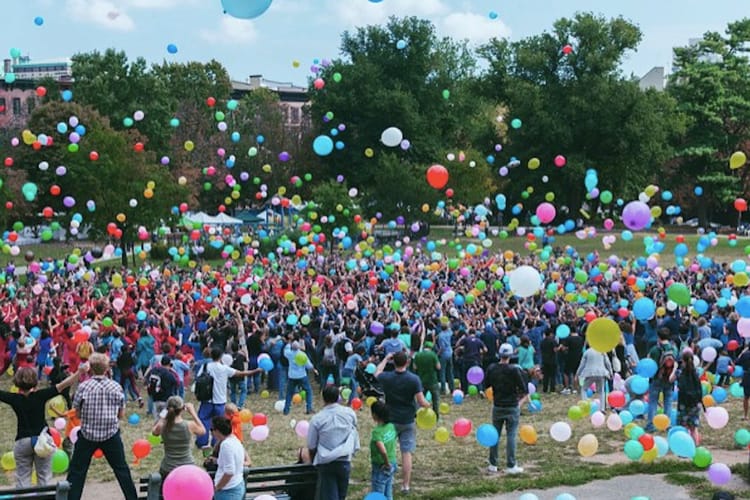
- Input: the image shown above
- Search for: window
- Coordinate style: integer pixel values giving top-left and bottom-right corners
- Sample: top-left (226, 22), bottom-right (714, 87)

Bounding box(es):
top-left (0, 98), bottom-right (5, 115)
top-left (12, 97), bottom-right (21, 115)
top-left (26, 97), bottom-right (35, 114)
top-left (290, 107), bottom-right (300, 124)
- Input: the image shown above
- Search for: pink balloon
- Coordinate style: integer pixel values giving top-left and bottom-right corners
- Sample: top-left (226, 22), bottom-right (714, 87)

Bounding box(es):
top-left (295, 420), bottom-right (309, 438)
top-left (535, 202), bottom-right (556, 224)
top-left (250, 424), bottom-right (270, 441)
top-left (112, 298), bottom-right (125, 312)
top-left (738, 318), bottom-right (750, 337)
top-left (554, 155), bottom-right (566, 167)
top-left (603, 218), bottom-right (614, 230)
top-left (163, 464), bottom-right (214, 500)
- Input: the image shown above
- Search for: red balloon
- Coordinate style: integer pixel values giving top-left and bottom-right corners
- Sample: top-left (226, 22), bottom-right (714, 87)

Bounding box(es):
top-left (584, 311), bottom-right (597, 323)
top-left (179, 203), bottom-right (188, 213)
top-left (114, 229), bottom-right (123, 240)
top-left (93, 449), bottom-right (104, 459)
top-left (445, 188), bottom-right (454, 198)
top-left (727, 340), bottom-right (739, 351)
top-left (351, 398), bottom-right (362, 410)
top-left (49, 428), bottom-right (62, 448)
top-left (42, 207), bottom-right (53, 218)
top-left (735, 198), bottom-right (748, 212)
top-left (35, 86), bottom-right (47, 97)
top-left (133, 142), bottom-right (144, 152)
top-left (50, 185), bottom-right (61, 196)
top-left (452, 417), bottom-right (472, 437)
top-left (5, 202), bottom-right (12, 210)
top-left (206, 97), bottom-right (216, 107)
top-left (607, 391), bottom-right (625, 408)
top-left (89, 151), bottom-right (99, 161)
top-left (426, 164), bottom-right (449, 189)
top-left (251, 413), bottom-right (267, 426)
top-left (638, 433), bottom-right (654, 451)
top-left (132, 439), bottom-right (151, 460)
top-left (562, 44), bottom-right (573, 54)
top-left (4, 157), bottom-right (13, 167)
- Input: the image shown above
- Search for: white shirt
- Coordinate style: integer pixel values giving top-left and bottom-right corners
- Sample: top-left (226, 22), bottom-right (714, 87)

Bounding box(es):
top-left (215, 435), bottom-right (245, 490)
top-left (206, 361), bottom-right (237, 404)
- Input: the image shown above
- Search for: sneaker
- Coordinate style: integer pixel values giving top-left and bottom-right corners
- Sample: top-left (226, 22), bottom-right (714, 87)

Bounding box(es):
top-left (487, 465), bottom-right (498, 473)
top-left (505, 465), bottom-right (524, 475)
top-left (561, 388), bottom-right (571, 395)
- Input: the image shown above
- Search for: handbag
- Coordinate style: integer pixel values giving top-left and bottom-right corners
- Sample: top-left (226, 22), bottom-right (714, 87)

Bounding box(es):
top-left (611, 352), bottom-right (622, 373)
top-left (33, 427), bottom-right (57, 458)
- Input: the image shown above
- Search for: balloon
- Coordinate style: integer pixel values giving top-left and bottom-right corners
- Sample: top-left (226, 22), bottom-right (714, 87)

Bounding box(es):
top-left (536, 202), bottom-right (556, 224)
top-left (701, 346), bottom-right (717, 363)
top-left (434, 426), bottom-right (450, 444)
top-left (590, 411), bottom-right (605, 428)
top-left (577, 434), bottom-right (598, 457)
top-left (132, 439), bottom-right (151, 462)
top-left (1, 452), bottom-right (15, 471)
top-left (295, 420), bottom-right (309, 438)
top-left (452, 418), bottom-right (472, 437)
top-left (729, 151), bottom-right (747, 169)
top-left (51, 449), bottom-right (68, 474)
top-left (692, 446), bottom-right (712, 468)
top-left (704, 406), bottom-right (728, 429)
top-left (668, 430), bottom-right (696, 458)
top-left (416, 408), bottom-right (437, 430)
top-left (467, 366), bottom-right (484, 385)
top-left (380, 127), bottom-right (403, 147)
top-left (653, 413), bottom-right (670, 431)
top-left (312, 135), bottom-right (334, 156)
top-left (632, 298), bottom-right (655, 321)
top-left (519, 424), bottom-right (537, 445)
top-left (707, 463), bottom-right (731, 485)
top-left (586, 318), bottom-right (620, 353)
top-left (636, 358), bottom-right (658, 378)
top-left (666, 283), bottom-right (690, 306)
top-left (624, 440), bottom-right (644, 460)
top-left (606, 413), bottom-right (622, 431)
top-left (509, 265), bottom-right (542, 298)
top-left (549, 421), bottom-right (572, 442)
top-left (622, 201), bottom-right (651, 230)
top-left (426, 164), bottom-right (449, 189)
top-left (250, 425), bottom-right (270, 441)
top-left (476, 423), bottom-right (499, 447)
top-left (221, 0), bottom-right (273, 19)
top-left (162, 464), bottom-right (214, 500)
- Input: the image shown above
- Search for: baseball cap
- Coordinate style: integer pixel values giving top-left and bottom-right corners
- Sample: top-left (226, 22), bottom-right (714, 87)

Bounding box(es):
top-left (499, 343), bottom-right (514, 358)
top-left (424, 341), bottom-right (434, 349)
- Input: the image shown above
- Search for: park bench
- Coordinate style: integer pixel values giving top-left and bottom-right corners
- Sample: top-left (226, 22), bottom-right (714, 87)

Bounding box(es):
top-left (241, 463), bottom-right (318, 499)
top-left (137, 473), bottom-right (162, 500)
top-left (0, 480), bottom-right (70, 499)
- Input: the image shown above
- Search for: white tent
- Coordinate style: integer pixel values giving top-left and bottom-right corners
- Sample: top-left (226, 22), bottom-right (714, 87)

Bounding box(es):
top-left (213, 213), bottom-right (243, 225)
top-left (187, 212), bottom-right (242, 226)
top-left (186, 212), bottom-right (217, 225)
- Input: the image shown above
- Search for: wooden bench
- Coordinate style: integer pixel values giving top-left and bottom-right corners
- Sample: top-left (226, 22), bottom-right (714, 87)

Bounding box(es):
top-left (0, 480), bottom-right (70, 499)
top-left (242, 463), bottom-right (318, 499)
top-left (137, 473), bottom-right (162, 500)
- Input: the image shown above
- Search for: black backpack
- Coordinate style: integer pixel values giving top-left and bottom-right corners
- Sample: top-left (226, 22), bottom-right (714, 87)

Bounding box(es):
top-left (231, 352), bottom-right (245, 371)
top-left (194, 363), bottom-right (214, 402)
top-left (147, 371), bottom-right (163, 397)
top-left (679, 371), bottom-right (703, 408)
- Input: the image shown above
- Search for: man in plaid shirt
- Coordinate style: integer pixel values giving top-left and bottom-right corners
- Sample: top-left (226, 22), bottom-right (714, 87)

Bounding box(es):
top-left (67, 352), bottom-right (138, 500)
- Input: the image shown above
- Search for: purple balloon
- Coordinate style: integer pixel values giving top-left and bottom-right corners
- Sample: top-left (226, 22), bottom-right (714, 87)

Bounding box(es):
top-left (543, 300), bottom-right (557, 314)
top-left (68, 132), bottom-right (80, 144)
top-left (396, 216), bottom-right (405, 225)
top-left (467, 366), bottom-right (484, 385)
top-left (278, 151), bottom-right (290, 162)
top-left (611, 281), bottom-right (622, 292)
top-left (589, 188), bottom-right (600, 198)
top-left (499, 166), bottom-right (509, 176)
top-left (337, 124), bottom-right (346, 132)
top-left (707, 463), bottom-right (731, 485)
top-left (370, 321), bottom-right (384, 335)
top-left (240, 172), bottom-right (249, 181)
top-left (400, 139), bottom-right (411, 150)
top-left (336, 175), bottom-right (344, 183)
top-left (63, 196), bottom-right (75, 208)
top-left (161, 156), bottom-right (170, 165)
top-left (55, 166), bottom-right (67, 176)
top-left (622, 201), bottom-right (651, 231)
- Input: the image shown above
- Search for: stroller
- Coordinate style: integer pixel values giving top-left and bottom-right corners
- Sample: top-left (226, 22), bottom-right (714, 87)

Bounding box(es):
top-left (354, 364), bottom-right (384, 400)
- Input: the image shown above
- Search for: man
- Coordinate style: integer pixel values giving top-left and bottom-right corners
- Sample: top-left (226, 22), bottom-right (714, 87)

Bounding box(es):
top-left (283, 341), bottom-right (317, 415)
top-left (145, 355), bottom-right (178, 420)
top-left (645, 328), bottom-right (678, 432)
top-left (67, 352), bottom-right (138, 500)
top-left (455, 329), bottom-right (487, 392)
top-left (229, 341), bottom-right (248, 407)
top-left (436, 323), bottom-right (454, 395)
top-left (375, 351), bottom-right (430, 495)
top-left (196, 347), bottom-right (263, 449)
top-left (307, 385), bottom-right (360, 500)
top-left (413, 340), bottom-right (441, 417)
top-left (559, 325), bottom-right (584, 394)
top-left (485, 343), bottom-right (528, 475)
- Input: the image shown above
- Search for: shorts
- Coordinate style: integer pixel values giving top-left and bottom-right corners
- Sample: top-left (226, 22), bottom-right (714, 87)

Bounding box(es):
top-left (393, 422), bottom-right (416, 453)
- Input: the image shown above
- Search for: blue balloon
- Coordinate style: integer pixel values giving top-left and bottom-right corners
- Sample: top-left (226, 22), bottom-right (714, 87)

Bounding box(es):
top-left (630, 375), bottom-right (649, 395)
top-left (34, 16), bottom-right (44, 26)
top-left (556, 324), bottom-right (570, 339)
top-left (633, 297), bottom-right (655, 321)
top-left (620, 410), bottom-right (633, 425)
top-left (737, 297), bottom-right (750, 317)
top-left (364, 493), bottom-right (387, 500)
top-left (453, 392), bottom-right (463, 404)
top-left (259, 357), bottom-right (274, 371)
top-left (693, 299), bottom-right (709, 315)
top-left (628, 399), bottom-right (646, 416)
top-left (396, 39), bottom-right (407, 50)
top-left (712, 386), bottom-right (727, 404)
top-left (61, 89), bottom-right (73, 102)
top-left (167, 43), bottom-right (178, 54)
top-left (636, 358), bottom-right (658, 378)
top-left (30, 326), bottom-right (41, 338)
top-left (128, 413), bottom-right (140, 425)
top-left (221, 0), bottom-right (273, 19)
top-left (136, 311), bottom-right (147, 321)
top-left (694, 186), bottom-right (703, 196)
top-left (476, 423), bottom-right (499, 447)
top-left (735, 366), bottom-right (744, 378)
top-left (668, 430), bottom-right (696, 458)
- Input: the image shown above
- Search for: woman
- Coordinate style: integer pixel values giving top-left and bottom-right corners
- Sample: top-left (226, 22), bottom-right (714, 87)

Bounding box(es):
top-left (152, 396), bottom-right (205, 479)
top-left (517, 335), bottom-right (536, 380)
top-left (0, 364), bottom-right (84, 486)
top-left (576, 344), bottom-right (612, 411)
top-left (677, 350), bottom-right (704, 444)
top-left (211, 415), bottom-right (246, 500)
top-left (136, 329), bottom-right (155, 377)
top-left (117, 342), bottom-right (143, 407)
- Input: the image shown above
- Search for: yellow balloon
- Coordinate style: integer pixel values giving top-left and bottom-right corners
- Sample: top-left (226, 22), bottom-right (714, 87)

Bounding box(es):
top-left (421, 204), bottom-right (430, 213)
top-left (545, 192), bottom-right (555, 202)
top-left (262, 164), bottom-right (272, 173)
top-left (144, 189), bottom-right (154, 199)
top-left (641, 445), bottom-right (658, 463)
top-left (650, 206), bottom-right (662, 218)
top-left (528, 157), bottom-right (540, 170)
top-left (416, 408), bottom-right (437, 430)
top-left (364, 148), bottom-right (374, 158)
top-left (519, 424), bottom-right (537, 445)
top-left (146, 181), bottom-right (156, 189)
top-left (653, 414), bottom-right (670, 431)
top-left (178, 176), bottom-right (187, 185)
top-left (116, 213), bottom-right (126, 223)
top-left (586, 318), bottom-right (620, 353)
top-left (644, 185), bottom-right (658, 197)
top-left (184, 140), bottom-right (194, 151)
top-left (730, 151), bottom-right (747, 169)
top-left (734, 272), bottom-right (749, 287)
top-left (434, 426), bottom-right (450, 444)
top-left (577, 434), bottom-right (599, 457)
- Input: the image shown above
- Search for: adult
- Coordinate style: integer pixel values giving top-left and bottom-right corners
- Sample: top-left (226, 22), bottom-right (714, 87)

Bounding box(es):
top-left (283, 341), bottom-right (316, 415)
top-left (67, 353), bottom-right (138, 500)
top-left (485, 343), bottom-right (528, 474)
top-left (413, 340), bottom-right (441, 417)
top-left (228, 341), bottom-right (248, 407)
top-left (436, 323), bottom-right (455, 395)
top-left (575, 344), bottom-right (613, 411)
top-left (559, 325), bottom-right (584, 394)
top-left (455, 329), bottom-right (487, 392)
top-left (152, 396), bottom-right (206, 479)
top-left (145, 355), bottom-right (179, 420)
top-left (676, 350), bottom-right (703, 445)
top-left (375, 351), bottom-right (430, 494)
top-left (645, 328), bottom-right (678, 432)
top-left (196, 347), bottom-right (263, 449)
top-left (736, 344), bottom-right (750, 420)
top-left (306, 385), bottom-right (360, 500)
top-left (211, 415), bottom-right (246, 500)
top-left (539, 329), bottom-right (559, 393)
top-left (0, 364), bottom-right (84, 487)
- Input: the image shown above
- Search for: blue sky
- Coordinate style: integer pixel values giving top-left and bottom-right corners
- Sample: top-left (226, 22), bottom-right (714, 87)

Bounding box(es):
top-left (5, 0), bottom-right (749, 86)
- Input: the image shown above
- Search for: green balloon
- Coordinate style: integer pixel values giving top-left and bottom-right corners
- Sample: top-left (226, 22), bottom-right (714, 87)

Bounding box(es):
top-left (735, 428), bottom-right (750, 446)
top-left (214, 111), bottom-right (225, 122)
top-left (123, 117), bottom-right (134, 127)
top-left (600, 190), bottom-right (613, 204)
top-left (667, 283), bottom-right (690, 306)
top-left (51, 449), bottom-right (69, 474)
top-left (332, 72), bottom-right (342, 83)
top-left (21, 182), bottom-right (38, 202)
top-left (623, 440), bottom-right (644, 461)
top-left (692, 446), bottom-right (712, 468)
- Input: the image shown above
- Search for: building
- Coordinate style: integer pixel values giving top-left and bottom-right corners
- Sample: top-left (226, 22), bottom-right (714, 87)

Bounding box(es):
top-left (638, 66), bottom-right (665, 91)
top-left (231, 74), bottom-right (309, 132)
top-left (8, 56), bottom-right (73, 81)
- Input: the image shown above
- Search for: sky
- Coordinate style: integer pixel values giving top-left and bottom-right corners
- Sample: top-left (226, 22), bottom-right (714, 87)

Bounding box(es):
top-left (3, 0), bottom-right (749, 86)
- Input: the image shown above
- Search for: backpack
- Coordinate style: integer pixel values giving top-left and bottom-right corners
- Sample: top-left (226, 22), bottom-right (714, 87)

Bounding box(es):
top-left (322, 346), bottom-right (337, 367)
top-left (147, 370), bottom-right (163, 397)
top-left (678, 371), bottom-right (703, 408)
top-left (278, 342), bottom-right (289, 368)
top-left (231, 352), bottom-right (245, 371)
top-left (657, 345), bottom-right (676, 379)
top-left (194, 363), bottom-right (214, 402)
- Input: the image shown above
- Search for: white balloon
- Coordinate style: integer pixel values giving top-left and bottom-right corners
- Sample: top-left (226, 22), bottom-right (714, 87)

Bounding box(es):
top-left (549, 421), bottom-right (572, 442)
top-left (380, 126), bottom-right (403, 147)
top-left (701, 346), bottom-right (717, 363)
top-left (705, 406), bottom-right (729, 429)
top-left (133, 110), bottom-right (145, 121)
top-left (274, 400), bottom-right (285, 412)
top-left (508, 265), bottom-right (542, 298)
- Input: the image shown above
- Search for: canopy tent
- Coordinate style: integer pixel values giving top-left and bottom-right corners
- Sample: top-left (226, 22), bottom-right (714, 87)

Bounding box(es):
top-left (213, 213), bottom-right (243, 225)
top-left (185, 212), bottom-right (242, 226)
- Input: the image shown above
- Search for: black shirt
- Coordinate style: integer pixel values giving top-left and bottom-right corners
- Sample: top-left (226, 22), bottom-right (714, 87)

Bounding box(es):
top-left (0, 386), bottom-right (59, 440)
top-left (562, 335), bottom-right (585, 364)
top-left (486, 362), bottom-right (527, 408)
top-left (540, 336), bottom-right (558, 365)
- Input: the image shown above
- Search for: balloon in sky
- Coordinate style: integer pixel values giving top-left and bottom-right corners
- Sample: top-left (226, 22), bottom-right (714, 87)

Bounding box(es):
top-left (221, 0), bottom-right (273, 19)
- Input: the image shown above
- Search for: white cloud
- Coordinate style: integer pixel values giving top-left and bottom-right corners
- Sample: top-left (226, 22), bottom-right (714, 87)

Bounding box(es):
top-left (124, 0), bottom-right (198, 8)
top-left (65, 0), bottom-right (135, 31)
top-left (330, 0), bottom-right (450, 28)
top-left (439, 12), bottom-right (511, 44)
top-left (200, 17), bottom-right (259, 45)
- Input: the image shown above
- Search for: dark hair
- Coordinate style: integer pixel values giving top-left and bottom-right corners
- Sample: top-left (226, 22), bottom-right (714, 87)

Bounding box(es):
top-left (393, 351), bottom-right (408, 368)
top-left (322, 385), bottom-right (339, 405)
top-left (211, 415), bottom-right (232, 436)
top-left (210, 347), bottom-right (223, 361)
top-left (14, 367), bottom-right (38, 391)
top-left (657, 328), bottom-right (671, 341)
top-left (520, 335), bottom-right (530, 346)
top-left (371, 400), bottom-right (389, 423)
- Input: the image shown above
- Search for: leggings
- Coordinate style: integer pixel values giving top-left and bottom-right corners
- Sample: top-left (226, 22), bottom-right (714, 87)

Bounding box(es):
top-left (120, 369), bottom-right (141, 400)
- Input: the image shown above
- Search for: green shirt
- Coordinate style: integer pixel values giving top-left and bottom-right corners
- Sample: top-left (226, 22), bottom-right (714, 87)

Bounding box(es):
top-left (413, 349), bottom-right (439, 386)
top-left (370, 423), bottom-right (397, 466)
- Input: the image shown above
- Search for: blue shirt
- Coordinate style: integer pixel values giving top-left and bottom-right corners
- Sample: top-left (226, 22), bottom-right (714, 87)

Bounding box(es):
top-left (716, 355), bottom-right (731, 374)
top-left (437, 329), bottom-right (453, 357)
top-left (110, 337), bottom-right (123, 362)
top-left (284, 346), bottom-right (313, 379)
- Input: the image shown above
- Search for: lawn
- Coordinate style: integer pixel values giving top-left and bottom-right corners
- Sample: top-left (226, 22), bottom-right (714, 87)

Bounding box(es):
top-left (0, 374), bottom-right (747, 499)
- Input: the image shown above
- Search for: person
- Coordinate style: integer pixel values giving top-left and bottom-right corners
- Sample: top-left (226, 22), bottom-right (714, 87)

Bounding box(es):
top-left (370, 400), bottom-right (397, 500)
top-left (644, 328), bottom-right (679, 432)
top-left (375, 351), bottom-right (430, 494)
top-left (116, 342), bottom-right (143, 408)
top-left (0, 364), bottom-right (84, 487)
top-left (575, 344), bottom-right (613, 411)
top-left (224, 403), bottom-right (243, 442)
top-left (151, 396), bottom-right (206, 479)
top-left (145, 355), bottom-right (179, 420)
top-left (228, 341), bottom-right (248, 408)
top-left (67, 352), bottom-right (138, 500)
top-left (413, 340), bottom-right (441, 417)
top-left (436, 323), bottom-right (455, 395)
top-left (211, 415), bottom-right (246, 500)
top-left (485, 343), bottom-right (528, 475)
top-left (560, 326), bottom-right (584, 394)
top-left (736, 344), bottom-right (750, 420)
top-left (283, 341), bottom-right (317, 415)
top-left (196, 347), bottom-right (263, 449)
top-left (540, 329), bottom-right (559, 393)
top-left (676, 350), bottom-right (703, 445)
top-left (455, 329), bottom-right (487, 392)
top-left (715, 349), bottom-right (733, 387)
top-left (306, 385), bottom-right (360, 500)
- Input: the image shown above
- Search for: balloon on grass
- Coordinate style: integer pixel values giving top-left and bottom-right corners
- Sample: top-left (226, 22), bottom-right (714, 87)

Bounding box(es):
top-left (476, 424), bottom-right (499, 447)
top-left (549, 421), bottom-right (572, 442)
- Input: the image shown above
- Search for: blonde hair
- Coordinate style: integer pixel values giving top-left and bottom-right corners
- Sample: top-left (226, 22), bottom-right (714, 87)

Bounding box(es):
top-left (88, 352), bottom-right (110, 375)
top-left (164, 396), bottom-right (184, 434)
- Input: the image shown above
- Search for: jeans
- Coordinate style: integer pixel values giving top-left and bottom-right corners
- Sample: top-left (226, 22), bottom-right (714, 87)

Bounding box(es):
top-left (248, 356), bottom-right (261, 393)
top-left (371, 462), bottom-right (397, 500)
top-left (284, 377), bottom-right (313, 414)
top-left (229, 377), bottom-right (247, 407)
top-left (439, 354), bottom-right (454, 393)
top-left (120, 370), bottom-right (141, 401)
top-left (214, 481), bottom-right (245, 500)
top-left (14, 437), bottom-right (51, 487)
top-left (341, 368), bottom-right (358, 403)
top-left (316, 460), bottom-right (350, 500)
top-left (542, 363), bottom-right (557, 393)
top-left (320, 363), bottom-right (339, 389)
top-left (426, 382), bottom-right (441, 417)
top-left (488, 405), bottom-right (520, 469)
top-left (647, 378), bottom-right (674, 430)
top-left (196, 402), bottom-right (226, 448)
top-left (67, 431), bottom-right (137, 500)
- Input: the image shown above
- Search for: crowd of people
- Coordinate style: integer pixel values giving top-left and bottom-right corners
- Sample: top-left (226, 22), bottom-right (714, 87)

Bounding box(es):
top-left (0, 245), bottom-right (748, 499)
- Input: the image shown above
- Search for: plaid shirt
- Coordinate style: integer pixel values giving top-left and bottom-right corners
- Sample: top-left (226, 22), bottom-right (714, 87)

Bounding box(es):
top-left (73, 376), bottom-right (125, 442)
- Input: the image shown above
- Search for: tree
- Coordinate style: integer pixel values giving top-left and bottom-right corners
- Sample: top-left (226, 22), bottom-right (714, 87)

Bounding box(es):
top-left (477, 13), bottom-right (685, 220)
top-left (667, 18), bottom-right (750, 225)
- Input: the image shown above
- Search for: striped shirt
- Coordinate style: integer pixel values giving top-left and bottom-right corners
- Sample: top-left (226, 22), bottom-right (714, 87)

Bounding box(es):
top-left (73, 376), bottom-right (125, 442)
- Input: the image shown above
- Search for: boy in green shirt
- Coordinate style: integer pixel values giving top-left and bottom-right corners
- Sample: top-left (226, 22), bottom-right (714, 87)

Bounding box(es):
top-left (370, 400), bottom-right (398, 500)
top-left (413, 341), bottom-right (441, 417)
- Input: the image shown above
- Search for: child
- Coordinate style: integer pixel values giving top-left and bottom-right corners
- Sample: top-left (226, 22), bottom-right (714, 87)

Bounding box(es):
top-left (715, 349), bottom-right (734, 387)
top-left (225, 403), bottom-right (243, 442)
top-left (48, 357), bottom-right (72, 407)
top-left (370, 400), bottom-right (397, 500)
top-left (677, 350), bottom-right (704, 445)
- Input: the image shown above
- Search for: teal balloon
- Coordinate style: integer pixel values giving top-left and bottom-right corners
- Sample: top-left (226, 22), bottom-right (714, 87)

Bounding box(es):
top-left (221, 0), bottom-right (273, 19)
top-left (312, 135), bottom-right (334, 156)
top-left (21, 182), bottom-right (38, 201)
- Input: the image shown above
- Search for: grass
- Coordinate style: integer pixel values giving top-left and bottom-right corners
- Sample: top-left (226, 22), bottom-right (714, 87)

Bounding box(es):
top-left (0, 374), bottom-right (747, 498)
